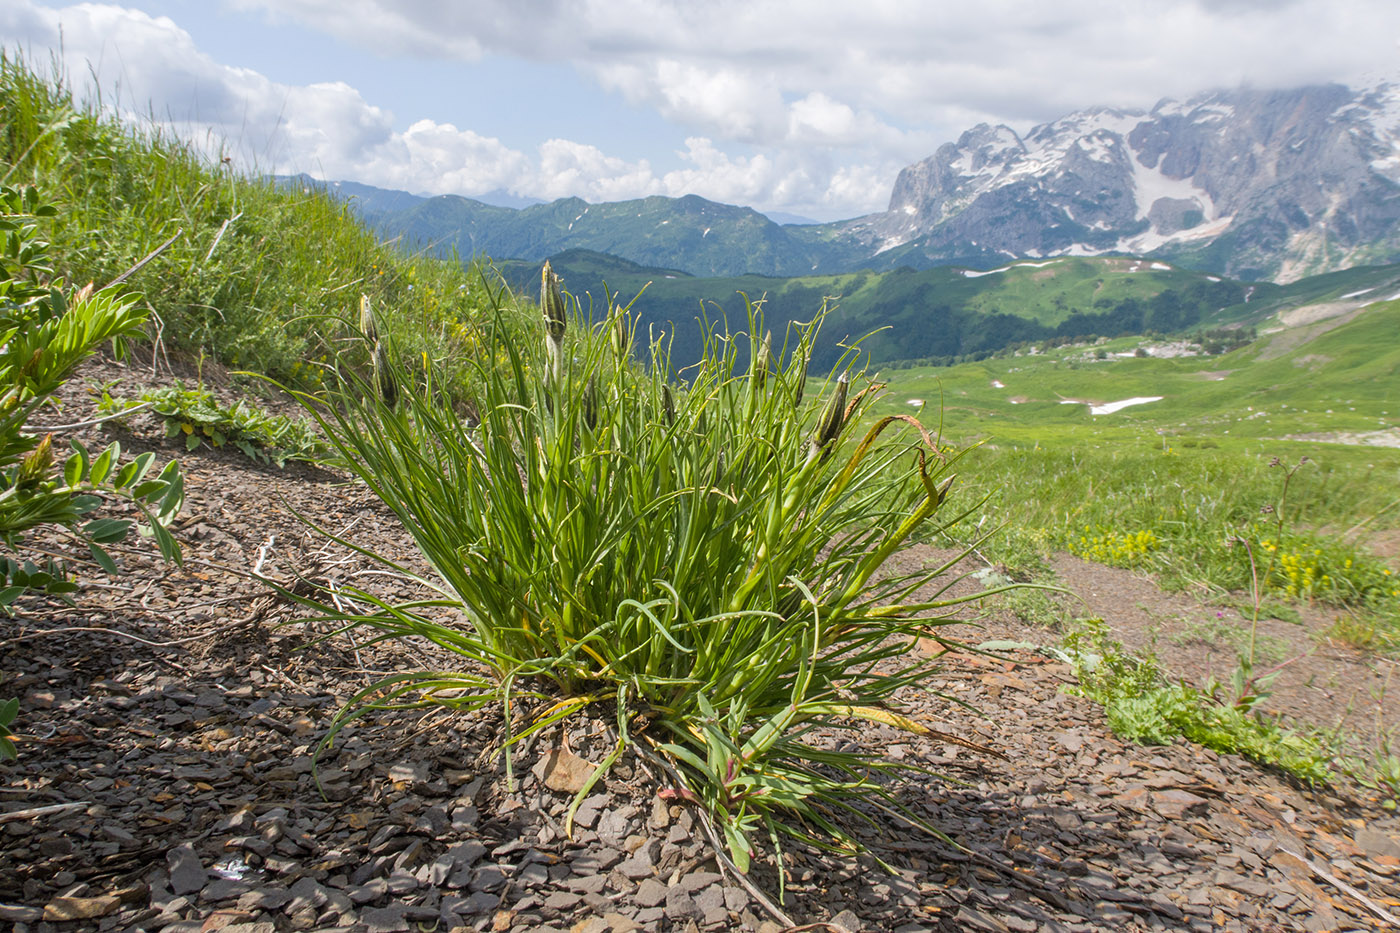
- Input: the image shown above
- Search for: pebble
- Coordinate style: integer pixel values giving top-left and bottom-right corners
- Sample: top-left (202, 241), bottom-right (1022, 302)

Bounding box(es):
top-left (634, 878), bottom-right (669, 908)
top-left (167, 843), bottom-right (209, 895)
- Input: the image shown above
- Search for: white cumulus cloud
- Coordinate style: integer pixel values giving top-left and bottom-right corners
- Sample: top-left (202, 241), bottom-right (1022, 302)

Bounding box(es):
top-left (7, 0), bottom-right (1400, 220)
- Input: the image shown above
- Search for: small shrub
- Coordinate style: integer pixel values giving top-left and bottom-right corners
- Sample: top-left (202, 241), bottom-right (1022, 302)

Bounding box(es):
top-left (99, 382), bottom-right (327, 466)
top-left (1056, 620), bottom-right (1332, 783)
top-left (0, 183), bottom-right (184, 594)
top-left (277, 273), bottom-right (996, 876)
top-left (0, 183), bottom-right (183, 758)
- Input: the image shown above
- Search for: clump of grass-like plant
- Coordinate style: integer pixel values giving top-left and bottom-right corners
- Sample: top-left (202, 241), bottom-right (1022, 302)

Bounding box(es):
top-left (278, 266), bottom-right (996, 875)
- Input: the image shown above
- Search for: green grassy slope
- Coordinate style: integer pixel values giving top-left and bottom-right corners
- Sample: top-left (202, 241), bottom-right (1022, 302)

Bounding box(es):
top-left (872, 297), bottom-right (1400, 448)
top-left (0, 55), bottom-right (514, 391)
top-left (1205, 263), bottom-right (1400, 327)
top-left (870, 298), bottom-right (1400, 642)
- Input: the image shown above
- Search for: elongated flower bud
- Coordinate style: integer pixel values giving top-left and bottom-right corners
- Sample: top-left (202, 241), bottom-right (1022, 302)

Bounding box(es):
top-left (792, 346), bottom-right (809, 408)
top-left (18, 433), bottom-right (53, 488)
top-left (582, 376), bottom-right (599, 431)
top-left (807, 372), bottom-right (849, 462)
top-left (541, 262), bottom-right (566, 340)
top-left (661, 384), bottom-right (676, 426)
top-left (753, 330), bottom-right (772, 391)
top-left (359, 294), bottom-right (377, 341)
top-left (541, 262), bottom-right (566, 387)
top-left (815, 372), bottom-right (849, 447)
top-left (610, 308), bottom-right (631, 360)
top-left (373, 341), bottom-right (398, 408)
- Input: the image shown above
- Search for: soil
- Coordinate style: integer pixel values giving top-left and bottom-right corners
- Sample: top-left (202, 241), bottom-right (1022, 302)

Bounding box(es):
top-left (2, 355), bottom-right (1399, 933)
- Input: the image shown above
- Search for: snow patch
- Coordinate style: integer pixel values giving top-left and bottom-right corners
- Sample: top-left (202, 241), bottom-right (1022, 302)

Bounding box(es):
top-left (1190, 103), bottom-right (1235, 122)
top-left (1076, 135), bottom-right (1118, 163)
top-left (1114, 213), bottom-right (1234, 255)
top-left (961, 259), bottom-right (1061, 278)
top-left (1129, 152), bottom-right (1217, 224)
top-left (1091, 397), bottom-right (1164, 415)
top-left (875, 234), bottom-right (912, 255)
top-left (1060, 396), bottom-right (1165, 415)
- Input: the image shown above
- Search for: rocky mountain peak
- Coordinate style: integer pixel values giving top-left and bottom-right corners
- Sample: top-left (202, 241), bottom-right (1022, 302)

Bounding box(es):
top-left (854, 79), bottom-right (1400, 281)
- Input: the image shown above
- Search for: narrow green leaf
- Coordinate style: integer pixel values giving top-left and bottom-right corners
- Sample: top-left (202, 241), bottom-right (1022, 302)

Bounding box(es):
top-left (89, 542), bottom-right (119, 575)
top-left (83, 517), bottom-right (131, 544)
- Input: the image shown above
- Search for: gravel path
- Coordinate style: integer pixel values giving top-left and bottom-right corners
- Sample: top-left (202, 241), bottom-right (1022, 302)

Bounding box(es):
top-left (2, 356), bottom-right (1398, 932)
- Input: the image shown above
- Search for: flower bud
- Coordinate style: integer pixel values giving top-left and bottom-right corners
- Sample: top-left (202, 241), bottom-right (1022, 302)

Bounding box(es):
top-left (372, 341), bottom-right (397, 407)
top-left (541, 262), bottom-right (567, 340)
top-left (610, 308), bottom-right (631, 360)
top-left (18, 433), bottom-right (53, 488)
top-left (792, 347), bottom-right (809, 408)
top-left (359, 294), bottom-right (377, 341)
top-left (661, 384), bottom-right (676, 426)
top-left (581, 376), bottom-right (599, 431)
top-left (753, 330), bottom-right (772, 391)
top-left (812, 372), bottom-right (850, 452)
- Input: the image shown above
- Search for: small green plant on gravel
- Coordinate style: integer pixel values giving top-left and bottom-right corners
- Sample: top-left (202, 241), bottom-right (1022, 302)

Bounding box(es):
top-left (1169, 612), bottom-right (1289, 666)
top-left (990, 578), bottom-right (1074, 629)
top-left (0, 183), bottom-right (184, 757)
top-left (1357, 736), bottom-right (1400, 806)
top-left (0, 183), bottom-right (184, 588)
top-left (1336, 674), bottom-right (1400, 807)
top-left (1055, 619), bottom-right (1333, 783)
top-left (275, 268), bottom-right (1003, 880)
top-left (98, 381), bottom-right (327, 466)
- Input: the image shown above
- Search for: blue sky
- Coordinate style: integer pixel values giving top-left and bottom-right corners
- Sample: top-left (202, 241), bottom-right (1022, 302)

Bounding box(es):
top-left (3, 1), bottom-right (1399, 221)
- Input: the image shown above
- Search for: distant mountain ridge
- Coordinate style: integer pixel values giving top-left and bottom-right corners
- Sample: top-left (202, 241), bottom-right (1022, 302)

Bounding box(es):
top-left (834, 82), bottom-right (1400, 282)
top-left (305, 79), bottom-right (1400, 283)
top-left (345, 189), bottom-right (840, 278)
